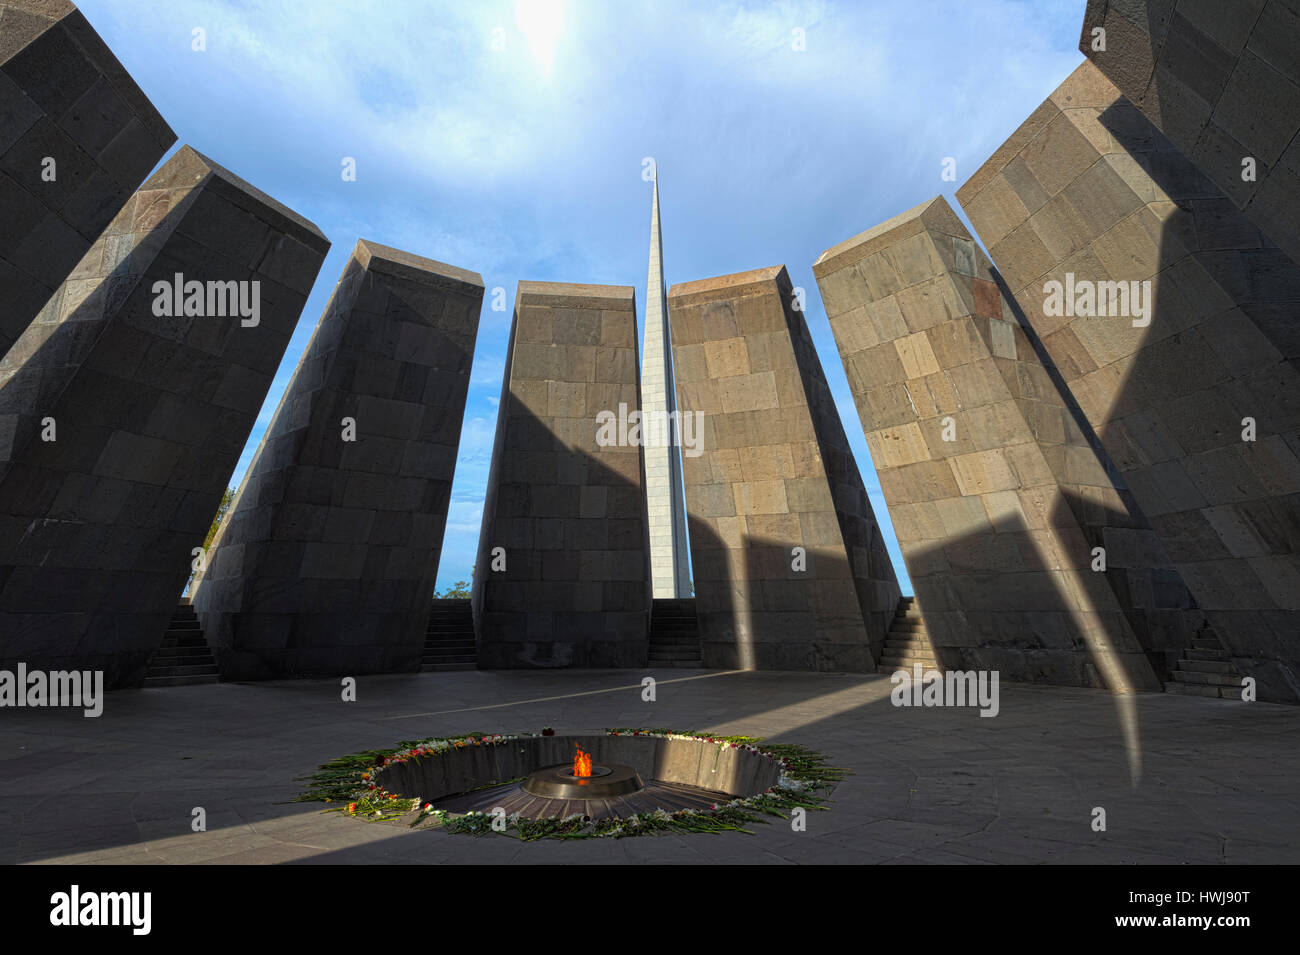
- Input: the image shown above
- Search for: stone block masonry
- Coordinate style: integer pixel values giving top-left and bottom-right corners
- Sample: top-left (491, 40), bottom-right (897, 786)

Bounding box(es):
top-left (813, 195), bottom-right (1179, 691)
top-left (958, 60), bottom-right (1300, 703)
top-left (191, 241), bottom-right (483, 680)
top-left (0, 145), bottom-right (329, 689)
top-left (668, 265), bottom-right (899, 671)
top-left (1080, 0), bottom-right (1300, 268)
top-left (472, 282), bottom-right (651, 668)
top-left (0, 0), bottom-right (176, 358)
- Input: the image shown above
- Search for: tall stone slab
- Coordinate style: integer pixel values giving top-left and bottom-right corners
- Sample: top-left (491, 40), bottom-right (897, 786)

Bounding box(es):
top-left (642, 172), bottom-right (692, 598)
top-left (0, 0), bottom-right (176, 357)
top-left (813, 196), bottom-right (1177, 690)
top-left (0, 145), bottom-right (329, 689)
top-left (472, 282), bottom-right (650, 668)
top-left (668, 266), bottom-right (899, 671)
top-left (958, 61), bottom-right (1300, 703)
top-left (191, 241), bottom-right (483, 679)
top-left (1080, 0), bottom-right (1300, 267)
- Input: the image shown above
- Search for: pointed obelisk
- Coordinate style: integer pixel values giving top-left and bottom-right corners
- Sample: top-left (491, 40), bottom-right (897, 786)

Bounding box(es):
top-left (642, 168), bottom-right (692, 597)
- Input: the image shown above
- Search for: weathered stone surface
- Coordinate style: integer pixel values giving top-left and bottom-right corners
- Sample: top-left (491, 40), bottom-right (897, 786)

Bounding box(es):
top-left (191, 240), bottom-right (482, 680)
top-left (959, 61), bottom-right (1300, 703)
top-left (0, 145), bottom-right (328, 688)
top-left (0, 0), bottom-right (175, 358)
top-left (472, 282), bottom-right (650, 668)
top-left (668, 265), bottom-right (899, 671)
top-left (813, 195), bottom-right (1187, 691)
top-left (1080, 0), bottom-right (1300, 267)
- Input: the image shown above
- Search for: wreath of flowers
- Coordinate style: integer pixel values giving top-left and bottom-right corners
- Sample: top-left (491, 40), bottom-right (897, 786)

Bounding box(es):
top-left (295, 728), bottom-right (847, 841)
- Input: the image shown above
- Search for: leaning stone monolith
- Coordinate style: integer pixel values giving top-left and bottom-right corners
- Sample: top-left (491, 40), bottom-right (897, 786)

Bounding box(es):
top-left (0, 145), bottom-right (329, 689)
top-left (668, 265), bottom-right (899, 671)
top-left (191, 240), bottom-right (483, 679)
top-left (472, 282), bottom-right (651, 668)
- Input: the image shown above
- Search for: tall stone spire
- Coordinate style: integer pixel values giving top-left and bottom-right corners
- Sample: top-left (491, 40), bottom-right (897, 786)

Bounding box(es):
top-left (642, 168), bottom-right (692, 598)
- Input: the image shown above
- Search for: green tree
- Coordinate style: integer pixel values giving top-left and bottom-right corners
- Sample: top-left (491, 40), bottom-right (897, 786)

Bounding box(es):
top-left (204, 488), bottom-right (235, 551)
top-left (185, 488), bottom-right (234, 597)
top-left (435, 566), bottom-right (474, 599)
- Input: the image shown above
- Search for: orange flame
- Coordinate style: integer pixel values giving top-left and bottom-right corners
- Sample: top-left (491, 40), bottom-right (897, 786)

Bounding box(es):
top-left (573, 744), bottom-right (592, 777)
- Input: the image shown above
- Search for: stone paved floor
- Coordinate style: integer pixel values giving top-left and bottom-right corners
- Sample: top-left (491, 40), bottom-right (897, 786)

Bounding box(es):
top-left (2, 669), bottom-right (1296, 864)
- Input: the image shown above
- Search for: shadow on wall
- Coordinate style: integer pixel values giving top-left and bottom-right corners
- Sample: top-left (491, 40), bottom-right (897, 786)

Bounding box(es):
top-left (1078, 99), bottom-right (1300, 702)
top-left (670, 266), bottom-right (900, 673)
top-left (994, 268), bottom-right (1199, 683)
top-left (689, 521), bottom-right (883, 672)
top-left (472, 303), bottom-right (654, 669)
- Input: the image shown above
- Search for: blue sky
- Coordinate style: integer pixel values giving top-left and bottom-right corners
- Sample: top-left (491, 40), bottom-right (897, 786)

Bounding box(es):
top-left (80, 0), bottom-right (1086, 593)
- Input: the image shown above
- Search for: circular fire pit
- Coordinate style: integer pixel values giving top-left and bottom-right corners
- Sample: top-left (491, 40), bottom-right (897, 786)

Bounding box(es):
top-left (301, 730), bottom-right (846, 839)
top-left (522, 762), bottom-right (643, 799)
top-left (306, 738), bottom-right (842, 841)
top-left (369, 732), bottom-right (783, 822)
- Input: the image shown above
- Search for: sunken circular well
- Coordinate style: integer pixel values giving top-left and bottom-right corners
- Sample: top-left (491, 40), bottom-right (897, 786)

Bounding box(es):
top-left (374, 734), bottom-right (782, 821)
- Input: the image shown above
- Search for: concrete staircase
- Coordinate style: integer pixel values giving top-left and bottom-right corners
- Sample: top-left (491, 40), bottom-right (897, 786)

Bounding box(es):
top-left (143, 603), bottom-right (220, 687)
top-left (1165, 626), bottom-right (1244, 700)
top-left (422, 598), bottom-right (476, 672)
top-left (648, 598), bottom-right (702, 668)
top-left (878, 596), bottom-right (941, 674)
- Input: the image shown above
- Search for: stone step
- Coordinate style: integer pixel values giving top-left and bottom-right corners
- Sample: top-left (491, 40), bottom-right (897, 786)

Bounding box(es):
top-left (647, 660), bottom-right (704, 668)
top-left (884, 638), bottom-right (933, 650)
top-left (159, 637), bottom-right (209, 649)
top-left (423, 649), bottom-right (475, 665)
top-left (1183, 648), bottom-right (1229, 662)
top-left (420, 663), bottom-right (477, 673)
top-left (1189, 639), bottom-right (1223, 650)
top-left (150, 653), bottom-right (216, 667)
top-left (1177, 660), bottom-right (1235, 674)
top-left (145, 664), bottom-right (220, 678)
top-left (423, 649), bottom-right (476, 659)
top-left (153, 644), bottom-right (214, 656)
top-left (649, 650), bottom-right (702, 661)
top-left (144, 674), bottom-right (220, 687)
top-left (166, 620), bottom-right (202, 631)
top-left (880, 658), bottom-right (940, 670)
top-left (1165, 682), bottom-right (1239, 700)
top-left (649, 635), bottom-right (702, 645)
top-left (879, 663), bottom-right (943, 675)
top-left (881, 649), bottom-right (936, 661)
top-left (1173, 671), bottom-right (1242, 687)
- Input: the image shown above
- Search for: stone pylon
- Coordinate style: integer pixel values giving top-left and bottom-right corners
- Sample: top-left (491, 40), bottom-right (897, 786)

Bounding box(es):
top-left (472, 282), bottom-right (651, 668)
top-left (668, 265), bottom-right (900, 670)
top-left (813, 196), bottom-right (1170, 691)
top-left (0, 0), bottom-right (176, 358)
top-left (191, 241), bottom-right (484, 680)
top-left (0, 146), bottom-right (329, 688)
top-left (958, 61), bottom-right (1300, 703)
top-left (641, 170), bottom-right (692, 597)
